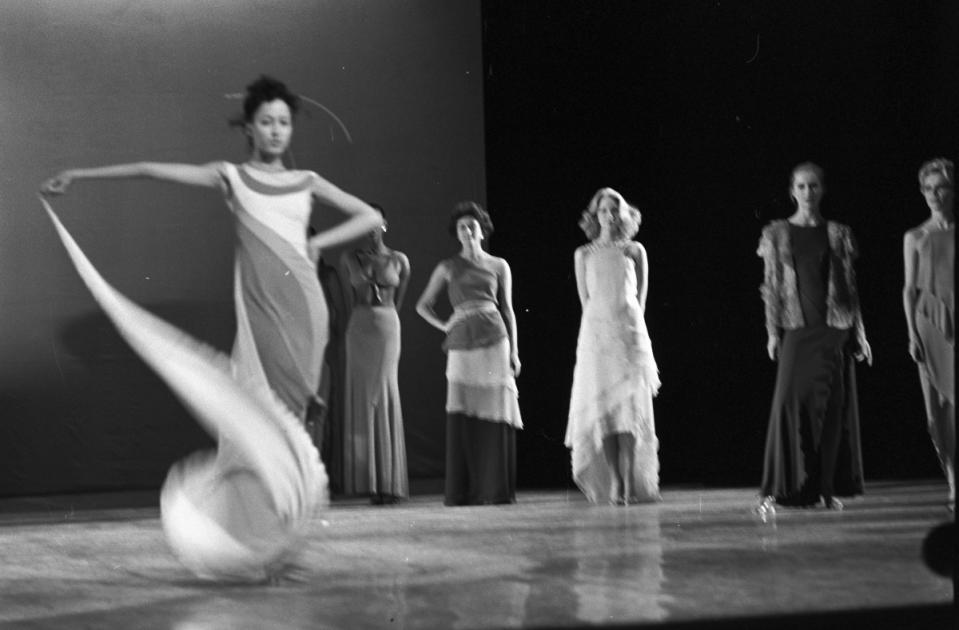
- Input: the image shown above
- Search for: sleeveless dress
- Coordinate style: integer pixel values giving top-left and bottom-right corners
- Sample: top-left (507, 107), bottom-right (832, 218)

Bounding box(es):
top-left (911, 226), bottom-right (954, 495)
top-left (42, 163), bottom-right (329, 581)
top-left (443, 255), bottom-right (522, 505)
top-left (341, 251), bottom-right (409, 500)
top-left (565, 240), bottom-right (661, 504)
top-left (760, 224), bottom-right (864, 505)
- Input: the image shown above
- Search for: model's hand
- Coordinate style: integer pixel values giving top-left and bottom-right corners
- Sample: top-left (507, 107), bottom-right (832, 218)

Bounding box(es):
top-left (766, 335), bottom-right (780, 361)
top-left (40, 172), bottom-right (73, 196)
top-left (908, 336), bottom-right (925, 364)
top-left (510, 352), bottom-right (522, 377)
top-left (855, 338), bottom-right (873, 366)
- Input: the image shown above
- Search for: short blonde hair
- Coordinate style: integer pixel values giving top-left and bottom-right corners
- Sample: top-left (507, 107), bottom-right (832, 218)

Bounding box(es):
top-left (918, 158), bottom-right (954, 186)
top-left (578, 187), bottom-right (642, 241)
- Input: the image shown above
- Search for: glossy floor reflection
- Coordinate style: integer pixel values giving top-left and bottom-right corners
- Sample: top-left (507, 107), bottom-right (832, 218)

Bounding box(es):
top-left (0, 481), bottom-right (952, 629)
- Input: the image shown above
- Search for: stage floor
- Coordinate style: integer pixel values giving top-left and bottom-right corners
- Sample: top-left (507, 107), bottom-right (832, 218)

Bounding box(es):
top-left (0, 480), bottom-right (952, 629)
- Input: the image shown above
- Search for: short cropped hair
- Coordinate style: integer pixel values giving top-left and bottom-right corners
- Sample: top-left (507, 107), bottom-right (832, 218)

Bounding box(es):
top-left (917, 158), bottom-right (954, 186)
top-left (448, 201), bottom-right (494, 239)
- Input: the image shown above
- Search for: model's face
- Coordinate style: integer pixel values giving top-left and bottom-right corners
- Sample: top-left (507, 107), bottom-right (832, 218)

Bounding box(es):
top-left (920, 172), bottom-right (954, 214)
top-left (247, 99), bottom-right (293, 158)
top-left (456, 216), bottom-right (484, 247)
top-left (790, 170), bottom-right (824, 210)
top-left (596, 195), bottom-right (624, 229)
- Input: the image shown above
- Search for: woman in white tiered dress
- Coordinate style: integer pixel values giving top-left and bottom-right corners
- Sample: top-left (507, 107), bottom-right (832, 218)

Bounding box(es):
top-left (566, 188), bottom-right (661, 505)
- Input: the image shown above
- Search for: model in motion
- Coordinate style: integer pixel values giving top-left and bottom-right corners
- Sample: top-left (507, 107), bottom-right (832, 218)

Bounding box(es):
top-left (40, 76), bottom-right (382, 580)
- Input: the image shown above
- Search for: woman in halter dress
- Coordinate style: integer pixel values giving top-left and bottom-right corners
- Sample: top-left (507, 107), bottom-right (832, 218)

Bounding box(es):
top-left (340, 204), bottom-right (411, 504)
top-left (903, 157), bottom-right (955, 511)
top-left (39, 76), bottom-right (382, 580)
top-left (416, 202), bottom-right (522, 505)
top-left (565, 187), bottom-right (661, 505)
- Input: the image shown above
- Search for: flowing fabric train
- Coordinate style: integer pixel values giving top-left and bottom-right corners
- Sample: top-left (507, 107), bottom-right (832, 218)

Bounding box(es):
top-left (41, 198), bottom-right (327, 581)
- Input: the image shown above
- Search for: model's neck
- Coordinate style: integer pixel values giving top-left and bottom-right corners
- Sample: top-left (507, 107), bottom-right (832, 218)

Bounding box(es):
top-left (790, 208), bottom-right (823, 226)
top-left (460, 243), bottom-right (484, 260)
top-left (247, 153), bottom-right (286, 172)
top-left (929, 208), bottom-right (955, 228)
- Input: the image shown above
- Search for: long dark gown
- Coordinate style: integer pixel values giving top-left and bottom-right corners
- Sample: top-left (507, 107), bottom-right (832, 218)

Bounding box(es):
top-left (760, 224), bottom-right (864, 505)
top-left (341, 252), bottom-right (409, 500)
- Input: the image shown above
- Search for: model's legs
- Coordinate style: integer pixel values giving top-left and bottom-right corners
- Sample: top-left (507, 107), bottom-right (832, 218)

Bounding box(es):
top-left (617, 433), bottom-right (637, 503)
top-left (920, 370), bottom-right (956, 505)
top-left (603, 433), bottom-right (623, 503)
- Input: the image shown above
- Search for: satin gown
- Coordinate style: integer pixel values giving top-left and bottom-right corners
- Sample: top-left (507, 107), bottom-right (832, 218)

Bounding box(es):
top-left (341, 251), bottom-right (409, 500)
top-left (42, 162), bottom-right (329, 581)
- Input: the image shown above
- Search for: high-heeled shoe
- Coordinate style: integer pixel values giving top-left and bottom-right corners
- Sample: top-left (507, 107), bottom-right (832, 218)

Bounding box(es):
top-left (822, 496), bottom-right (844, 511)
top-left (754, 496), bottom-right (776, 521)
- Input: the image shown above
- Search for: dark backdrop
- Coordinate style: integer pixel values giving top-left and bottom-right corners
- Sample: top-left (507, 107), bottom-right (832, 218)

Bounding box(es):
top-left (483, 0), bottom-right (959, 487)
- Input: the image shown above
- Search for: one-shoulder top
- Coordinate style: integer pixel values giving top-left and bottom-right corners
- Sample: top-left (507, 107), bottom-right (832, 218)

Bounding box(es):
top-left (444, 255), bottom-right (507, 351)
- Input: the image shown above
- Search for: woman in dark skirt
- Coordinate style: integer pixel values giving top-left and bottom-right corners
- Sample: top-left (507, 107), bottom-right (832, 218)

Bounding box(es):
top-left (756, 162), bottom-right (872, 515)
top-left (416, 202), bottom-right (522, 505)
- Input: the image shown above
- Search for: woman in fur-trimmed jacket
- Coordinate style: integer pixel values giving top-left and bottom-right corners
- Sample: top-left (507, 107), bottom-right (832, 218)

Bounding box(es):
top-left (755, 162), bottom-right (872, 516)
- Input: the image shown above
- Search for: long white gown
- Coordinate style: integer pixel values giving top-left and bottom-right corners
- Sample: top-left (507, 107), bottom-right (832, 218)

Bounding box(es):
top-left (565, 240), bottom-right (661, 503)
top-left (42, 172), bottom-right (327, 582)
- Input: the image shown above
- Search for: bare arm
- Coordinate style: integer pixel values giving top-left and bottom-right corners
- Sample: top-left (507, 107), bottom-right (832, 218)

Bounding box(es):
top-left (497, 258), bottom-right (521, 377)
top-left (416, 262), bottom-right (451, 333)
top-left (308, 174), bottom-right (383, 253)
top-left (40, 162), bottom-right (226, 195)
top-left (394, 252), bottom-right (412, 311)
top-left (630, 242), bottom-right (649, 313)
top-left (574, 247), bottom-right (589, 307)
top-left (902, 229), bottom-right (923, 362)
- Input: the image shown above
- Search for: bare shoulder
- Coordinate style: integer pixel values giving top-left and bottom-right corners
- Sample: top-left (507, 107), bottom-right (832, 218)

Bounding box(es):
top-left (625, 240), bottom-right (647, 259)
top-left (490, 255), bottom-right (511, 274)
top-left (903, 224), bottom-right (926, 245)
top-left (392, 250), bottom-right (411, 269)
top-left (434, 258), bottom-right (453, 277)
top-left (307, 170), bottom-right (333, 193)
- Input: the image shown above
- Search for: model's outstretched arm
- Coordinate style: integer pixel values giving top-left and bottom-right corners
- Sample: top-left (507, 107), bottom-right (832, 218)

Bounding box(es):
top-left (40, 162), bottom-right (226, 195)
